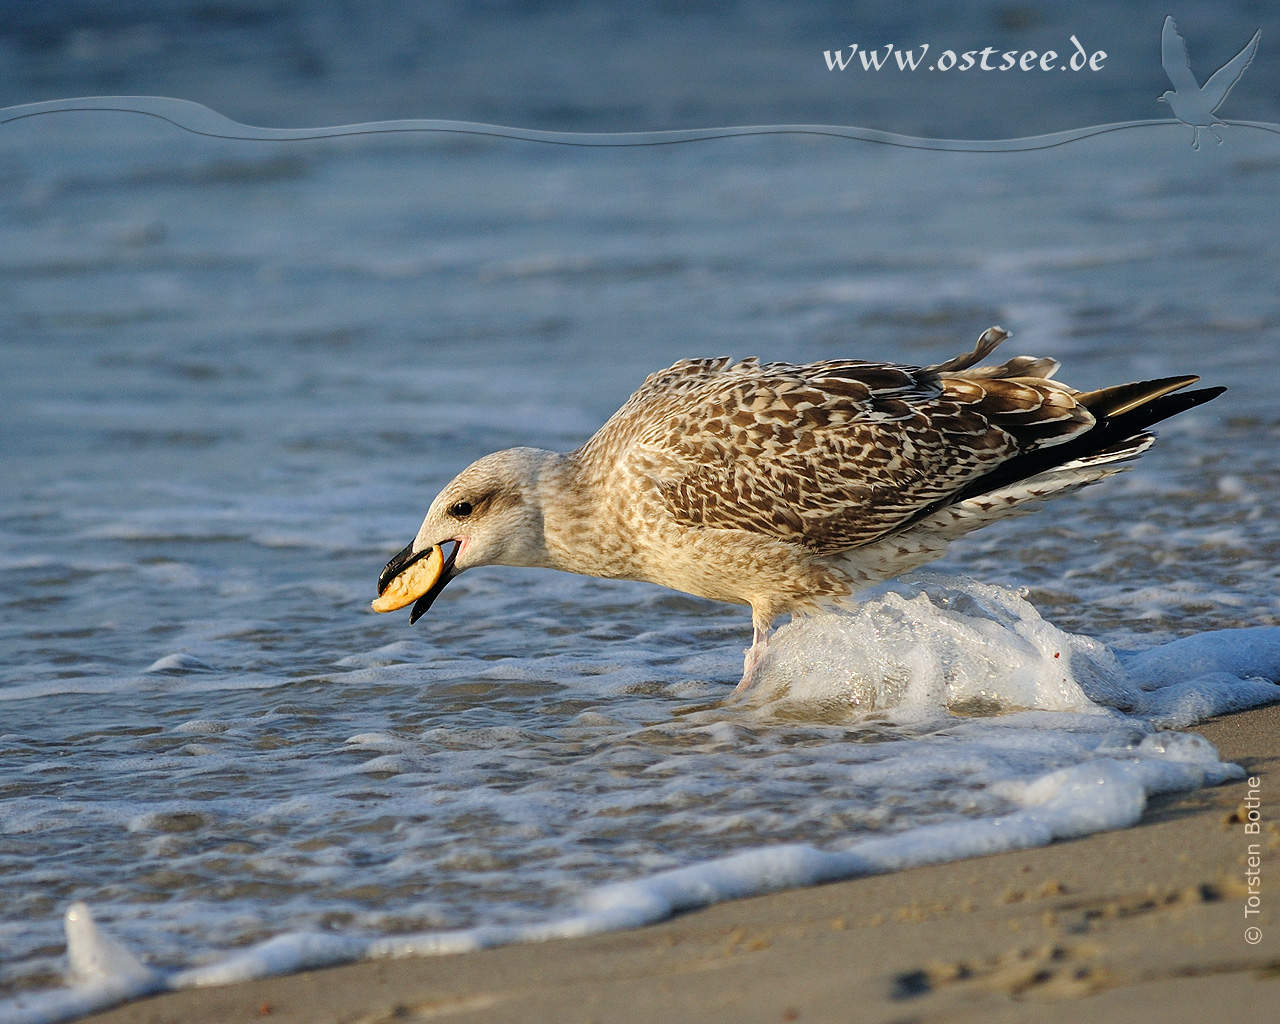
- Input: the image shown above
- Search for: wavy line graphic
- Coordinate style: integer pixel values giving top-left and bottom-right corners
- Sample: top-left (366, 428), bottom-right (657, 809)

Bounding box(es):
top-left (3, 96), bottom-right (1279, 152)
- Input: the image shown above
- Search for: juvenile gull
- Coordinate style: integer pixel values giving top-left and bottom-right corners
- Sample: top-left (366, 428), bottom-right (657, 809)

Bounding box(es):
top-left (374, 327), bottom-right (1223, 689)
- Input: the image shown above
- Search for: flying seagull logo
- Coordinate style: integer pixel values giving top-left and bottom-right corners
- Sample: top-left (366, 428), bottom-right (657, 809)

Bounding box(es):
top-left (1159, 15), bottom-right (1261, 149)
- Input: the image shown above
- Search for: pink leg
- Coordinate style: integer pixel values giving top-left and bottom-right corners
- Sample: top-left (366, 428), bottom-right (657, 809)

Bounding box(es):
top-left (733, 624), bottom-right (770, 693)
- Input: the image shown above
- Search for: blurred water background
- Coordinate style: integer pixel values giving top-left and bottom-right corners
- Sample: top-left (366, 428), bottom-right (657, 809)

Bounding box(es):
top-left (2, 0), bottom-right (1279, 1000)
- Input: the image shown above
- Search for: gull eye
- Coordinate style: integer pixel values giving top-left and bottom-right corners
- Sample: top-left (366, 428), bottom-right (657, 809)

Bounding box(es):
top-left (448, 501), bottom-right (473, 519)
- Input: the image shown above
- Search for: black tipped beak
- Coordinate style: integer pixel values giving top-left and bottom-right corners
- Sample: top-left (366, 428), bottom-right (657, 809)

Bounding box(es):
top-left (408, 540), bottom-right (461, 624)
top-left (378, 541), bottom-right (431, 596)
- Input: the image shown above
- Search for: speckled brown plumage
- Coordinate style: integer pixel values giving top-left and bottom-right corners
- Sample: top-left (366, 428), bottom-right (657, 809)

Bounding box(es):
top-left (580, 328), bottom-right (1099, 558)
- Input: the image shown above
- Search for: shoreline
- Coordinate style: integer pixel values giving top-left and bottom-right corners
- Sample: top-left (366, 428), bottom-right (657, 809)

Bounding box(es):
top-left (82, 703), bottom-right (1280, 1024)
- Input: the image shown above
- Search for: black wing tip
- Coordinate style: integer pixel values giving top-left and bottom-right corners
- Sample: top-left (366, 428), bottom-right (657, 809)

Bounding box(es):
top-left (1078, 375), bottom-right (1224, 420)
top-left (1141, 384), bottom-right (1226, 425)
top-left (1187, 384), bottom-right (1227, 403)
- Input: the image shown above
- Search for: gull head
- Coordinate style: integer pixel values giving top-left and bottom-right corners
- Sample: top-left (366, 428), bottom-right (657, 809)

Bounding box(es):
top-left (374, 447), bottom-right (559, 623)
top-left (414, 447), bottom-right (558, 571)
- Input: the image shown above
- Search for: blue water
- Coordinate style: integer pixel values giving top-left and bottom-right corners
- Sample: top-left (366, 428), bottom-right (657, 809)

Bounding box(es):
top-left (2, 69), bottom-right (1280, 1006)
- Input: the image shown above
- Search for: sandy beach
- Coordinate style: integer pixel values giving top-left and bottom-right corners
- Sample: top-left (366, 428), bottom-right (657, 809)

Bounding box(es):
top-left (78, 702), bottom-right (1279, 1024)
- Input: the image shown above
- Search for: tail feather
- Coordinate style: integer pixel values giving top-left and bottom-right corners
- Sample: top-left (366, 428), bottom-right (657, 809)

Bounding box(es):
top-left (892, 378), bottom-right (1225, 537)
top-left (1058, 432), bottom-right (1155, 469)
top-left (914, 460), bottom-right (1134, 541)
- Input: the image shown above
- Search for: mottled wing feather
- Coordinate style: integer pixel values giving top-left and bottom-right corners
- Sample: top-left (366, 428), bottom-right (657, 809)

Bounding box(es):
top-left (586, 344), bottom-right (1097, 556)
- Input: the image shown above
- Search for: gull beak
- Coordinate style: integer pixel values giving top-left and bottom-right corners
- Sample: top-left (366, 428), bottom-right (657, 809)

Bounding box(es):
top-left (373, 540), bottom-right (461, 623)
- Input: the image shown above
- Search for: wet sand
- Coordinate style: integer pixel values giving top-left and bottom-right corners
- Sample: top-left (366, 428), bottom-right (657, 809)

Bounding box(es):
top-left (84, 703), bottom-right (1280, 1024)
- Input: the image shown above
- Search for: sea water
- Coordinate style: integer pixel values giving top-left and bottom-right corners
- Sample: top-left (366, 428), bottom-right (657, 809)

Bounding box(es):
top-left (2, 102), bottom-right (1280, 1022)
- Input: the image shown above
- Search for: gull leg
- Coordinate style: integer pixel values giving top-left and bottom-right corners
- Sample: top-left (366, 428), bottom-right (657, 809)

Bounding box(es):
top-left (734, 623), bottom-right (771, 693)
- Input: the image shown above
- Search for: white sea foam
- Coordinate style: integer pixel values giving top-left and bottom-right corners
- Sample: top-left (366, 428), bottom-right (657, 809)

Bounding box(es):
top-left (4, 579), bottom-right (1277, 1024)
top-left (0, 742), bottom-right (1245, 1024)
top-left (746, 576), bottom-right (1280, 729)
top-left (745, 575), bottom-right (1121, 718)
top-left (144, 653), bottom-right (213, 673)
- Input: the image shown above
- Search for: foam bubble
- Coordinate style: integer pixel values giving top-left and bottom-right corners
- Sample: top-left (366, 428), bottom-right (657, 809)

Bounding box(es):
top-left (746, 576), bottom-right (1122, 719)
top-left (743, 577), bottom-right (1279, 729)
top-left (144, 653), bottom-right (213, 673)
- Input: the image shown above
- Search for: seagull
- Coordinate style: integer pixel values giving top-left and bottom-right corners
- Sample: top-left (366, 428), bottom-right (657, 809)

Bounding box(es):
top-left (373, 327), bottom-right (1222, 690)
top-left (1159, 15), bottom-right (1260, 150)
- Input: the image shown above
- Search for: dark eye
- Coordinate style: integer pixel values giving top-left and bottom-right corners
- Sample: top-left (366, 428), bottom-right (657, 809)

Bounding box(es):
top-left (448, 501), bottom-right (473, 519)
